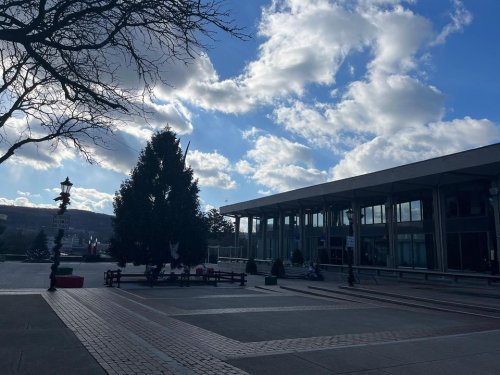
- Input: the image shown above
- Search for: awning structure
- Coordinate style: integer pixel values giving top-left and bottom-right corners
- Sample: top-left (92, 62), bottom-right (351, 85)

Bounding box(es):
top-left (221, 143), bottom-right (500, 217)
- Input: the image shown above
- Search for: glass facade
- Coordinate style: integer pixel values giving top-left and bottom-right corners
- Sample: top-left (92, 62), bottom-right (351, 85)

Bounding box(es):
top-left (397, 233), bottom-right (432, 268)
top-left (396, 200), bottom-right (422, 222)
top-left (361, 236), bottom-right (388, 266)
top-left (447, 232), bottom-right (489, 272)
top-left (245, 179), bottom-right (495, 274)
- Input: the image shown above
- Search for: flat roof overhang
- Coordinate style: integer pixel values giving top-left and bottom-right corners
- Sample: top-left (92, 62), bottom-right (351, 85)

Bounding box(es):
top-left (220, 143), bottom-right (500, 217)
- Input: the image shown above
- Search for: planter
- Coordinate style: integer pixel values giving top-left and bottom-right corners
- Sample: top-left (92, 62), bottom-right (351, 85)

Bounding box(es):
top-left (265, 276), bottom-right (277, 285)
top-left (55, 275), bottom-right (84, 288)
top-left (56, 267), bottom-right (73, 275)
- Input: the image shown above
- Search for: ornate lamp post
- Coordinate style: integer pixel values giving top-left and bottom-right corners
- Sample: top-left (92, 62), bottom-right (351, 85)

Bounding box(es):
top-left (48, 177), bottom-right (73, 292)
top-left (346, 208), bottom-right (355, 287)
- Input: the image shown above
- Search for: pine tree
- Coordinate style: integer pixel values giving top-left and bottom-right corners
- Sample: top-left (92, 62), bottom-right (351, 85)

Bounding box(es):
top-left (110, 128), bottom-right (207, 269)
top-left (205, 208), bottom-right (234, 245)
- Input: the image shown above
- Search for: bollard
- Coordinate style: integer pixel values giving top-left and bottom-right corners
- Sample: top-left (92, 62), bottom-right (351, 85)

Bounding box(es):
top-left (106, 270), bottom-right (113, 287)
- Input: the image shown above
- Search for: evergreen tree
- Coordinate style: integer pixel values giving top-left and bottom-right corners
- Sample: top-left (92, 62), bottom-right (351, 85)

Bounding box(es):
top-left (110, 128), bottom-right (207, 269)
top-left (204, 208), bottom-right (234, 244)
top-left (26, 229), bottom-right (50, 261)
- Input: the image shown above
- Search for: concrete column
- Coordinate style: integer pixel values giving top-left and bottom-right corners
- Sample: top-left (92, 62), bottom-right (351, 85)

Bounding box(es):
top-left (385, 197), bottom-right (396, 268)
top-left (324, 206), bottom-right (331, 261)
top-left (234, 216), bottom-right (240, 252)
top-left (432, 187), bottom-right (446, 272)
top-left (491, 179), bottom-right (500, 273)
top-left (299, 208), bottom-right (305, 254)
top-left (278, 210), bottom-right (284, 259)
top-left (352, 200), bottom-right (361, 265)
top-left (260, 215), bottom-right (267, 260)
top-left (247, 215), bottom-right (253, 258)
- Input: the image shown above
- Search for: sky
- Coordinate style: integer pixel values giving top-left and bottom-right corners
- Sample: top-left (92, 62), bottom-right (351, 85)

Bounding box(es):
top-left (1, 0), bottom-right (500, 218)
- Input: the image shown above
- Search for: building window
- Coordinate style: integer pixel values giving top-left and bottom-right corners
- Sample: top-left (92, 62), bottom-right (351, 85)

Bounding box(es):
top-left (397, 233), bottom-right (431, 268)
top-left (310, 212), bottom-right (324, 227)
top-left (373, 205), bottom-right (384, 224)
top-left (267, 218), bottom-right (274, 231)
top-left (446, 189), bottom-right (486, 218)
top-left (411, 200), bottom-right (422, 221)
top-left (396, 200), bottom-right (422, 222)
top-left (446, 232), bottom-right (489, 272)
top-left (360, 236), bottom-right (388, 266)
top-left (364, 206), bottom-right (373, 224)
top-left (361, 205), bottom-right (385, 225)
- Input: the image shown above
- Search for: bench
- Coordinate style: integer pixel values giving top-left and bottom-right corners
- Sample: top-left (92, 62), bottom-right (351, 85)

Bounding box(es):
top-left (104, 269), bottom-right (150, 287)
top-left (104, 269), bottom-right (246, 287)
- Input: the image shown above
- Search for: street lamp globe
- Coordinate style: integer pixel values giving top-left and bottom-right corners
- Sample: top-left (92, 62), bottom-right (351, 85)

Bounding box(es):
top-left (60, 177), bottom-right (73, 195)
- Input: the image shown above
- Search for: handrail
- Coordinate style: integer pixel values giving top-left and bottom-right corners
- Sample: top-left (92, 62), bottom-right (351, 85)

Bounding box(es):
top-left (216, 257), bottom-right (500, 285)
top-left (318, 263), bottom-right (500, 285)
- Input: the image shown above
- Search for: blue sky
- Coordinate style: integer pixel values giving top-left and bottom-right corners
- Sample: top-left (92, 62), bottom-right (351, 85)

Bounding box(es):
top-left (1, 0), bottom-right (500, 218)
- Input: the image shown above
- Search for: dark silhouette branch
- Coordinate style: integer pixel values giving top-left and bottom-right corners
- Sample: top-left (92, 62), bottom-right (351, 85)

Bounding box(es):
top-left (0, 0), bottom-right (247, 164)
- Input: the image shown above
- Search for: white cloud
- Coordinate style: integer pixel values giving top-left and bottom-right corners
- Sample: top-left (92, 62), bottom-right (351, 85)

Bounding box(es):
top-left (264, 0), bottom-right (499, 187)
top-left (186, 150), bottom-right (236, 189)
top-left (330, 117), bottom-right (500, 180)
top-left (159, 0), bottom-right (376, 113)
top-left (72, 188), bottom-right (114, 213)
top-left (237, 135), bottom-right (328, 192)
top-left (365, 4), bottom-right (433, 76)
top-left (235, 160), bottom-right (255, 175)
top-left (431, 0), bottom-right (473, 46)
top-left (242, 126), bottom-right (264, 140)
top-left (0, 196), bottom-right (54, 209)
top-left (48, 186), bottom-right (114, 213)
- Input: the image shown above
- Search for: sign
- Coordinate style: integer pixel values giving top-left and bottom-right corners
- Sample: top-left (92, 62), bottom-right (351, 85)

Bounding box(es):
top-left (346, 236), bottom-right (355, 248)
top-left (53, 215), bottom-right (70, 230)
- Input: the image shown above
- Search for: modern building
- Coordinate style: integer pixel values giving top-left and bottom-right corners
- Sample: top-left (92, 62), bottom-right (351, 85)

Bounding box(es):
top-left (220, 143), bottom-right (500, 275)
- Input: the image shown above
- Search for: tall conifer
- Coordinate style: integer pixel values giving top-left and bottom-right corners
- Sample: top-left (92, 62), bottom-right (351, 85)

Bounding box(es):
top-left (111, 128), bottom-right (206, 268)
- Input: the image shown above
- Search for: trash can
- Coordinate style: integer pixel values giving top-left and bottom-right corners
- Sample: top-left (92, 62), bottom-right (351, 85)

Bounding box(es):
top-left (265, 276), bottom-right (277, 285)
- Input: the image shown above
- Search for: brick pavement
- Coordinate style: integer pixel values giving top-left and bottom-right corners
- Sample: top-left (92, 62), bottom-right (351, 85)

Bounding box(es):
top-left (2, 286), bottom-right (500, 374)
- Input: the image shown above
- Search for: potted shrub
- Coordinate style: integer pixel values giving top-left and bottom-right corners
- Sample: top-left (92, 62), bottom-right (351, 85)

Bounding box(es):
top-left (245, 257), bottom-right (257, 274)
top-left (271, 258), bottom-right (285, 278)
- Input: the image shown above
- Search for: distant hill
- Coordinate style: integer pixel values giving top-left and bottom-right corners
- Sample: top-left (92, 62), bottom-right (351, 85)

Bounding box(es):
top-left (0, 205), bottom-right (113, 241)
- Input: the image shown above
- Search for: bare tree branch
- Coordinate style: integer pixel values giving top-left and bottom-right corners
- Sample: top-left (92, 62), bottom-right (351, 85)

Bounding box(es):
top-left (0, 0), bottom-right (247, 164)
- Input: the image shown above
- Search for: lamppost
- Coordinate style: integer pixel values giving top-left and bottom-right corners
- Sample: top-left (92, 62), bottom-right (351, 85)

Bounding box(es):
top-left (346, 208), bottom-right (355, 287)
top-left (48, 177), bottom-right (73, 292)
top-left (489, 186), bottom-right (499, 275)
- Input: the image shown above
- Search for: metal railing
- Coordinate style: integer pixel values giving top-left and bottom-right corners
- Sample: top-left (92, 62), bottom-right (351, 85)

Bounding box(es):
top-left (217, 256), bottom-right (500, 286)
top-left (318, 263), bottom-right (500, 286)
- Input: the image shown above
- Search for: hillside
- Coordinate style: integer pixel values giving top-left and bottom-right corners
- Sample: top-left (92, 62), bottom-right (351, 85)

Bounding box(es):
top-left (0, 205), bottom-right (113, 241)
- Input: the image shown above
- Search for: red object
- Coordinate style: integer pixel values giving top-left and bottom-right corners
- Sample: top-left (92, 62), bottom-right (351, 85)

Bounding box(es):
top-left (55, 275), bottom-right (84, 288)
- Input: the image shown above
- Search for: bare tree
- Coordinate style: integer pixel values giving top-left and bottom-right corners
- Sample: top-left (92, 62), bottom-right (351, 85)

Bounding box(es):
top-left (0, 0), bottom-right (244, 164)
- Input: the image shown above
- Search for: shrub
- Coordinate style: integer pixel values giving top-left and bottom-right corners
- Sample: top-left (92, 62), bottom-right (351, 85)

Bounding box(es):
top-left (25, 229), bottom-right (50, 262)
top-left (25, 248), bottom-right (51, 262)
top-left (245, 257), bottom-right (257, 274)
top-left (291, 249), bottom-right (304, 265)
top-left (271, 258), bottom-right (285, 278)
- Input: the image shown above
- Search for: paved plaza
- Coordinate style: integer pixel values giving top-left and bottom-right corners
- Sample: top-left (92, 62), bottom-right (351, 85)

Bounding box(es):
top-left (1, 261), bottom-right (500, 374)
